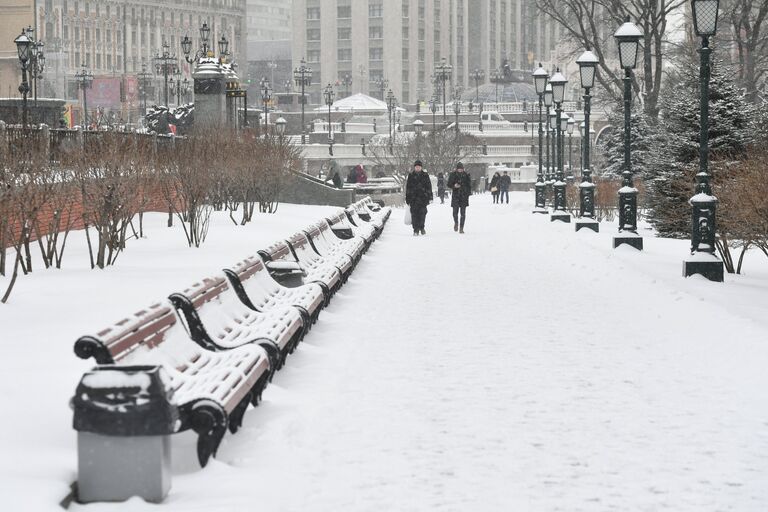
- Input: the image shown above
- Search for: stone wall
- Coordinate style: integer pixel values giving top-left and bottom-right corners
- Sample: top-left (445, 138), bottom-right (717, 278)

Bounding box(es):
top-left (279, 173), bottom-right (355, 208)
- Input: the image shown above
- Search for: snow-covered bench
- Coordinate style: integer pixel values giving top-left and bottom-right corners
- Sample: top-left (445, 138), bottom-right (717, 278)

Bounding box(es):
top-left (346, 205), bottom-right (384, 238)
top-left (259, 240), bottom-right (342, 303)
top-left (305, 222), bottom-right (364, 270)
top-left (223, 256), bottom-right (325, 332)
top-left (289, 231), bottom-right (353, 284)
top-left (73, 302), bottom-right (271, 467)
top-left (168, 276), bottom-right (305, 370)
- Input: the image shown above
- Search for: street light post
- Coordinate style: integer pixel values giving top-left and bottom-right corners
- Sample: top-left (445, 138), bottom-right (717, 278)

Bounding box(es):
top-left (566, 116), bottom-right (575, 179)
top-left (341, 73), bottom-right (352, 97)
top-left (490, 68), bottom-right (503, 104)
top-left (435, 57), bottom-right (453, 121)
top-left (576, 49), bottom-right (600, 232)
top-left (374, 77), bottom-right (389, 101)
top-left (154, 41), bottom-right (177, 107)
top-left (549, 68), bottom-right (570, 223)
top-left (532, 63), bottom-right (549, 212)
top-left (429, 96), bottom-right (437, 132)
top-left (260, 77), bottom-right (272, 133)
top-left (293, 58), bottom-right (312, 144)
top-left (613, 16), bottom-right (644, 250)
top-left (324, 83), bottom-right (335, 156)
top-left (684, 0), bottom-right (724, 281)
top-left (386, 89), bottom-right (396, 154)
top-left (543, 83), bottom-right (554, 189)
top-left (14, 29), bottom-right (33, 129)
top-left (452, 89), bottom-right (462, 135)
top-left (137, 62), bottom-right (153, 122)
top-left (30, 38), bottom-right (45, 107)
top-left (75, 63), bottom-right (94, 129)
top-left (470, 68), bottom-right (485, 104)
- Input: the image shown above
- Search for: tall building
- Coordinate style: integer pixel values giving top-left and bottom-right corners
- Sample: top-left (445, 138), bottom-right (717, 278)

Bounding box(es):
top-left (246, 0), bottom-right (293, 102)
top-left (291, 0), bottom-right (559, 106)
top-left (0, 0), bottom-right (34, 99)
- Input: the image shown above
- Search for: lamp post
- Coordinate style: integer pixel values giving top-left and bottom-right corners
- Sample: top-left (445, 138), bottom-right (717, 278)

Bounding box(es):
top-left (684, 0), bottom-right (724, 281)
top-left (543, 82), bottom-right (554, 187)
top-left (413, 119), bottom-right (424, 159)
top-left (169, 67), bottom-right (183, 106)
top-left (549, 68), bottom-right (570, 222)
top-left (75, 63), bottom-right (94, 129)
top-left (374, 77), bottom-right (389, 101)
top-left (386, 89), bottom-right (396, 154)
top-left (613, 16), bottom-right (644, 250)
top-left (29, 39), bottom-right (45, 107)
top-left (324, 83), bottom-right (334, 156)
top-left (470, 68), bottom-right (485, 103)
top-left (566, 116), bottom-right (575, 179)
top-left (137, 62), bottom-right (153, 120)
top-left (576, 49), bottom-right (600, 232)
top-left (341, 73), bottom-right (353, 97)
top-left (154, 41), bottom-right (177, 107)
top-left (181, 22), bottom-right (212, 65)
top-left (452, 89), bottom-right (462, 135)
top-left (284, 79), bottom-right (292, 93)
top-left (293, 58), bottom-right (312, 144)
top-left (14, 29), bottom-right (33, 129)
top-left (490, 68), bottom-right (503, 104)
top-left (260, 77), bottom-right (272, 131)
top-left (435, 57), bottom-right (453, 121)
top-left (429, 96), bottom-right (437, 132)
top-left (532, 63), bottom-right (549, 212)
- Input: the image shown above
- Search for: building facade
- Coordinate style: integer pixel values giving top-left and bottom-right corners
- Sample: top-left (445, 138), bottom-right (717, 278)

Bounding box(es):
top-left (246, 0), bottom-right (292, 103)
top-left (291, 0), bottom-right (559, 106)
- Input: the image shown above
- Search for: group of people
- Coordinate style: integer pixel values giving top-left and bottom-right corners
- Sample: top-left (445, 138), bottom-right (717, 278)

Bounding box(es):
top-left (405, 160), bottom-right (472, 236)
top-left (489, 171), bottom-right (512, 204)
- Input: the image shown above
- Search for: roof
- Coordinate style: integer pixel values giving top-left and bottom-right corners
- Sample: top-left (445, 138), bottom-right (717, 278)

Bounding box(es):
top-left (314, 93), bottom-right (397, 113)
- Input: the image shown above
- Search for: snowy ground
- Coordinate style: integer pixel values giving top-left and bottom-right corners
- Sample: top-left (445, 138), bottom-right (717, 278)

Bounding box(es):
top-left (1, 193), bottom-right (767, 511)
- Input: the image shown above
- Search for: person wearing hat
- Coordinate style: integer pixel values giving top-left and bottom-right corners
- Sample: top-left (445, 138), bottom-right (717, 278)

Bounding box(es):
top-left (405, 160), bottom-right (433, 236)
top-left (447, 162), bottom-right (472, 233)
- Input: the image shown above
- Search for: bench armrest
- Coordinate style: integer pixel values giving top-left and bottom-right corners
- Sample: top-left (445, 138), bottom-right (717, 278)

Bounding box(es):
top-left (331, 227), bottom-right (354, 240)
top-left (265, 261), bottom-right (306, 274)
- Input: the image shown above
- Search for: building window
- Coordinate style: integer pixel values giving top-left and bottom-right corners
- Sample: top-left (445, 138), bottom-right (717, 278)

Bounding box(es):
top-left (368, 2), bottom-right (382, 18)
top-left (369, 47), bottom-right (383, 60)
top-left (338, 27), bottom-right (351, 40)
top-left (307, 50), bottom-right (320, 62)
top-left (338, 48), bottom-right (352, 61)
top-left (369, 26), bottom-right (383, 39)
top-left (337, 5), bottom-right (351, 18)
top-left (402, 69), bottom-right (409, 82)
top-left (402, 0), bottom-right (409, 17)
top-left (307, 28), bottom-right (321, 41)
top-left (306, 7), bottom-right (320, 20)
top-left (402, 47), bottom-right (409, 60)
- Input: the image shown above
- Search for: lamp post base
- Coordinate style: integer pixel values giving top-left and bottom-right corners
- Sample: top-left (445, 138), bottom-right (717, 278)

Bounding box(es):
top-left (683, 254), bottom-right (724, 282)
top-left (550, 211), bottom-right (571, 223)
top-left (575, 219), bottom-right (599, 233)
top-left (613, 234), bottom-right (643, 250)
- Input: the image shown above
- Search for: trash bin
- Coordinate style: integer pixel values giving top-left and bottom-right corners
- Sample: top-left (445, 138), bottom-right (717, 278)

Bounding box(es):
top-left (72, 365), bottom-right (177, 503)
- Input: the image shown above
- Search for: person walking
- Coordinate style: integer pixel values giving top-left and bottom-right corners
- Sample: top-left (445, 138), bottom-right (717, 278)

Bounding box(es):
top-left (332, 171), bottom-right (343, 189)
top-left (499, 170), bottom-right (512, 204)
top-left (447, 162), bottom-right (472, 233)
top-left (489, 172), bottom-right (501, 204)
top-left (437, 172), bottom-right (446, 204)
top-left (405, 160), bottom-right (433, 236)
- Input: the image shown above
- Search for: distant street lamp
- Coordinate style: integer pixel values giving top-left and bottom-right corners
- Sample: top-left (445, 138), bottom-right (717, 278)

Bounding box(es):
top-left (275, 116), bottom-right (287, 137)
top-left (429, 96), bottom-right (437, 132)
top-left (181, 23), bottom-right (213, 65)
top-left (452, 89), bottom-right (462, 135)
top-left (532, 63), bottom-right (549, 212)
top-left (154, 41), bottom-right (177, 107)
top-left (543, 82), bottom-right (554, 185)
top-left (260, 77), bottom-right (272, 130)
top-left (435, 57), bottom-right (453, 121)
top-left (293, 58), bottom-right (312, 144)
top-left (566, 116), bottom-right (575, 178)
top-left (613, 16), bottom-right (644, 250)
top-left (490, 68), bottom-right (503, 104)
top-left (14, 28), bottom-right (33, 128)
top-left (341, 73), bottom-right (353, 97)
top-left (549, 68), bottom-right (570, 222)
top-left (386, 89), bottom-right (396, 154)
top-left (29, 38), bottom-right (45, 107)
top-left (413, 119), bottom-right (424, 159)
top-left (75, 63), bottom-right (94, 129)
top-left (324, 83), bottom-right (335, 156)
top-left (470, 68), bottom-right (485, 103)
top-left (137, 62), bottom-right (153, 117)
top-left (576, 49), bottom-right (600, 232)
top-left (684, 0), bottom-right (724, 281)
top-left (374, 77), bottom-right (389, 101)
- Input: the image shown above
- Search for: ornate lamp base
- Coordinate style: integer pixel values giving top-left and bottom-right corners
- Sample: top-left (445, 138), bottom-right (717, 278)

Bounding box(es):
top-left (683, 254), bottom-right (724, 282)
top-left (550, 212), bottom-right (571, 223)
top-left (613, 234), bottom-right (643, 250)
top-left (575, 219), bottom-right (599, 233)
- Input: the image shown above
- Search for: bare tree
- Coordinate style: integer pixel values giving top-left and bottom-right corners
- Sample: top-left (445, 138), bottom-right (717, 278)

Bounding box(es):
top-left (536, 0), bottom-right (686, 119)
top-left (725, 0), bottom-right (768, 103)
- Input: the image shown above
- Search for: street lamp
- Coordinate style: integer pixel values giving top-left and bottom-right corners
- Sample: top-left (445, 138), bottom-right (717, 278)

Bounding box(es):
top-left (613, 16), bottom-right (644, 250)
top-left (137, 62), bottom-right (153, 119)
top-left (386, 89), bottom-right (396, 154)
top-left (75, 63), bottom-right (94, 129)
top-left (260, 77), bottom-right (272, 130)
top-left (154, 41), bottom-right (177, 107)
top-left (434, 57), bottom-right (453, 121)
top-left (532, 63), bottom-right (549, 212)
top-left (29, 39), bottom-right (45, 107)
top-left (566, 116), bottom-right (575, 179)
top-left (429, 96), bottom-right (437, 132)
top-left (543, 82), bottom-right (554, 185)
top-left (413, 119), bottom-right (424, 159)
top-left (374, 77), bottom-right (389, 101)
top-left (684, 0), bottom-right (724, 281)
top-left (490, 68), bottom-right (504, 104)
top-left (470, 68), bottom-right (485, 103)
top-left (169, 67), bottom-right (183, 106)
top-left (576, 49), bottom-right (600, 232)
top-left (324, 83), bottom-right (335, 156)
top-left (217, 35), bottom-right (230, 59)
top-left (14, 29), bottom-right (33, 128)
top-left (549, 68), bottom-right (570, 222)
top-left (452, 89), bottom-right (462, 135)
top-left (341, 73), bottom-right (353, 97)
top-left (181, 22), bottom-right (213, 65)
top-left (293, 58), bottom-right (312, 144)
top-left (275, 116), bottom-right (287, 137)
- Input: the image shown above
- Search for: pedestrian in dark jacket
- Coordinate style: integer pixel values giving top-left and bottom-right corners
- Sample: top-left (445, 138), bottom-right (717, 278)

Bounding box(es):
top-left (447, 162), bottom-right (472, 233)
top-left (437, 172), bottom-right (446, 204)
top-left (405, 160), bottom-right (433, 236)
top-left (332, 171), bottom-right (343, 189)
top-left (499, 171), bottom-right (512, 203)
top-left (489, 172), bottom-right (501, 204)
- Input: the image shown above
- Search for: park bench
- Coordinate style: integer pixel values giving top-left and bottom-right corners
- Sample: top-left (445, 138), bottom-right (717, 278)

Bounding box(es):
top-left (304, 223), bottom-right (360, 273)
top-left (259, 240), bottom-right (342, 303)
top-left (73, 301), bottom-right (271, 467)
top-left (168, 276), bottom-right (305, 370)
top-left (224, 255), bottom-right (325, 331)
top-left (336, 208), bottom-right (378, 244)
top-left (319, 214), bottom-right (372, 254)
top-left (288, 231), bottom-right (353, 284)
top-left (346, 205), bottom-right (384, 239)
top-left (359, 197), bottom-right (392, 222)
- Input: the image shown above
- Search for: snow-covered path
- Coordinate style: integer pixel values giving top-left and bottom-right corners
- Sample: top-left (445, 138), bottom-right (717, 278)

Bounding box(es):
top-left (69, 195), bottom-right (768, 511)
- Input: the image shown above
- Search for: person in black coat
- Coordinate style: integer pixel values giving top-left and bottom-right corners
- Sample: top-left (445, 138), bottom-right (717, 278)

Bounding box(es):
top-left (499, 171), bottom-right (512, 203)
top-left (405, 160), bottom-right (433, 236)
top-left (447, 162), bottom-right (472, 233)
top-left (489, 172), bottom-right (501, 204)
top-left (332, 171), bottom-right (343, 189)
top-left (437, 172), bottom-right (446, 204)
